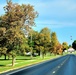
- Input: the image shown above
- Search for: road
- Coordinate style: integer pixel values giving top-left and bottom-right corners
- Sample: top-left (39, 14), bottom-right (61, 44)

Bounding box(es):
top-left (1, 54), bottom-right (76, 75)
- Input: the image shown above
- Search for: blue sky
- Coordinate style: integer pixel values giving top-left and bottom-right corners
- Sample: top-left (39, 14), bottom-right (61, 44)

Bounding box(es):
top-left (0, 0), bottom-right (76, 45)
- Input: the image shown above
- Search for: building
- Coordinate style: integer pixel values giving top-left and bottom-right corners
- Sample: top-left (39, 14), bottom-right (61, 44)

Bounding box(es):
top-left (68, 48), bottom-right (75, 53)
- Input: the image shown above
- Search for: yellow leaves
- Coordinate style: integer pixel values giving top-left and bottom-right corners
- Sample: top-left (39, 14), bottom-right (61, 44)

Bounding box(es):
top-left (2, 0), bottom-right (38, 32)
top-left (0, 47), bottom-right (7, 54)
top-left (15, 31), bottom-right (24, 40)
top-left (0, 0), bottom-right (39, 57)
top-left (40, 46), bottom-right (44, 50)
top-left (0, 27), bottom-right (6, 33)
top-left (0, 27), bottom-right (6, 37)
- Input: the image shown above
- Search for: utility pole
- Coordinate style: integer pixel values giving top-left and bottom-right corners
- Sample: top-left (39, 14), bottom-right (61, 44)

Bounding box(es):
top-left (70, 36), bottom-right (72, 47)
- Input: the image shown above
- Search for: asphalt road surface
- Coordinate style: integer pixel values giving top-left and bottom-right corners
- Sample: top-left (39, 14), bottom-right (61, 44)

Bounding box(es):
top-left (1, 54), bottom-right (76, 75)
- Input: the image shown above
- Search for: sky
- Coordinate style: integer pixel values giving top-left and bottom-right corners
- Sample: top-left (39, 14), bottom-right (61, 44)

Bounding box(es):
top-left (0, 0), bottom-right (76, 45)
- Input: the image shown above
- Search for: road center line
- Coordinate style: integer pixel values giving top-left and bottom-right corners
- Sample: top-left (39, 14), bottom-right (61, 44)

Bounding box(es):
top-left (50, 56), bottom-right (70, 75)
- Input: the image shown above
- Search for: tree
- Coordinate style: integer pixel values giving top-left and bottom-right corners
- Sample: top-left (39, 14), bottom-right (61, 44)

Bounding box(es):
top-left (31, 31), bottom-right (40, 56)
top-left (0, 0), bottom-right (38, 66)
top-left (56, 43), bottom-right (63, 55)
top-left (28, 29), bottom-right (35, 59)
top-left (51, 32), bottom-right (59, 55)
top-left (68, 45), bottom-right (72, 48)
top-left (28, 27), bottom-right (51, 58)
top-left (40, 27), bottom-right (51, 56)
top-left (62, 42), bottom-right (68, 52)
top-left (35, 27), bottom-right (51, 58)
top-left (72, 40), bottom-right (76, 50)
top-left (17, 37), bottom-right (29, 56)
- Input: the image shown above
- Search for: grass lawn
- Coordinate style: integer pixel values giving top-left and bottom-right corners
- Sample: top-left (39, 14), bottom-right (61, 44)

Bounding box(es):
top-left (0, 55), bottom-right (61, 74)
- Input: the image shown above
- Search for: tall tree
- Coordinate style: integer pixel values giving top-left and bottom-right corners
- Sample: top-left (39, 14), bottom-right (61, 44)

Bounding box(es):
top-left (40, 27), bottom-right (51, 55)
top-left (37, 27), bottom-right (51, 58)
top-left (56, 43), bottom-right (63, 55)
top-left (51, 32), bottom-right (59, 55)
top-left (28, 29), bottom-right (35, 59)
top-left (0, 0), bottom-right (38, 66)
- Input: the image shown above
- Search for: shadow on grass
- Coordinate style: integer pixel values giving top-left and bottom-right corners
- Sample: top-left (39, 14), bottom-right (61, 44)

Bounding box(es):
top-left (0, 65), bottom-right (5, 67)
top-left (0, 58), bottom-right (32, 60)
top-left (16, 58), bottom-right (31, 60)
top-left (0, 59), bottom-right (11, 60)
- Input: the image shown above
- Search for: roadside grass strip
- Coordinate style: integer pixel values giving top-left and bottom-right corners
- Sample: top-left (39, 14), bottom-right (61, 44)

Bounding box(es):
top-left (0, 55), bottom-right (60, 74)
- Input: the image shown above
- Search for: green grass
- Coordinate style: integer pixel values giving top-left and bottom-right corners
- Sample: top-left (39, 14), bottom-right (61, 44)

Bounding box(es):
top-left (0, 55), bottom-right (60, 74)
top-left (63, 51), bottom-right (76, 55)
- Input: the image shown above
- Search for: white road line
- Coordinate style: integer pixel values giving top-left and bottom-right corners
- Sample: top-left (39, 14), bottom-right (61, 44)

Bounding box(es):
top-left (53, 71), bottom-right (56, 74)
top-left (58, 66), bottom-right (60, 68)
top-left (50, 56), bottom-right (70, 75)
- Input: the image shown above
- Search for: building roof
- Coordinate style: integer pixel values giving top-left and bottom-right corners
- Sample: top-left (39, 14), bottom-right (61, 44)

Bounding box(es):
top-left (68, 48), bottom-right (75, 52)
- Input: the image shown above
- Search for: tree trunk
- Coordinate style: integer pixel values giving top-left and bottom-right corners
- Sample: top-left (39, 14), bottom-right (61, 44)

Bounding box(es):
top-left (40, 50), bottom-right (44, 59)
top-left (4, 54), bottom-right (7, 60)
top-left (12, 57), bottom-right (16, 66)
top-left (30, 48), bottom-right (33, 59)
top-left (40, 50), bottom-right (42, 58)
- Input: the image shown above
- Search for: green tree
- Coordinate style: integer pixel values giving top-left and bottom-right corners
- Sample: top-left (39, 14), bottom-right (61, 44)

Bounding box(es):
top-left (72, 40), bottom-right (76, 50)
top-left (62, 42), bottom-right (68, 52)
top-left (40, 27), bottom-right (51, 56)
top-left (28, 29), bottom-right (35, 59)
top-left (34, 27), bottom-right (51, 58)
top-left (0, 27), bottom-right (8, 59)
top-left (31, 31), bottom-right (40, 56)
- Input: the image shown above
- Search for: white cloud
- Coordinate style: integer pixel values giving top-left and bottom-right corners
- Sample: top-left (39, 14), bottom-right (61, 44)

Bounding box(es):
top-left (35, 19), bottom-right (76, 29)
